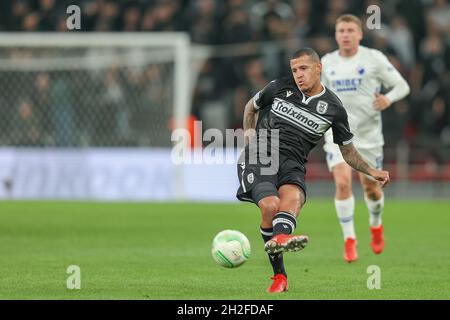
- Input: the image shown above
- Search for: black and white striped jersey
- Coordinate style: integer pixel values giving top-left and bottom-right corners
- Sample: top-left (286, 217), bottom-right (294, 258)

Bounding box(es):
top-left (251, 76), bottom-right (353, 166)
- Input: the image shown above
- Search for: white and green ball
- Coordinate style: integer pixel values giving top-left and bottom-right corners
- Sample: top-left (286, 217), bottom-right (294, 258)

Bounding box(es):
top-left (211, 230), bottom-right (251, 268)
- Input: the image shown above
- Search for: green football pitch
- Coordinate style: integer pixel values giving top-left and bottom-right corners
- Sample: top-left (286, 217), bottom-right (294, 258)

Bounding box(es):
top-left (1, 200), bottom-right (449, 300)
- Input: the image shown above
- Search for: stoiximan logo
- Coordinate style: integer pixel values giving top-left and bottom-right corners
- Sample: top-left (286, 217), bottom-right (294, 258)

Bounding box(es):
top-left (271, 98), bottom-right (330, 136)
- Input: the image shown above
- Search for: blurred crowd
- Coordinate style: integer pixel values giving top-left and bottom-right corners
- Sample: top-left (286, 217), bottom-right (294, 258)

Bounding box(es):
top-left (0, 50), bottom-right (174, 147)
top-left (1, 0), bottom-right (450, 163)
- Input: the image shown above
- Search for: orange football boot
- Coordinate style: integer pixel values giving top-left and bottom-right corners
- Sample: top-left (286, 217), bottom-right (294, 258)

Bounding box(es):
top-left (267, 274), bottom-right (288, 293)
top-left (370, 225), bottom-right (384, 254)
top-left (264, 233), bottom-right (309, 254)
top-left (344, 238), bottom-right (358, 263)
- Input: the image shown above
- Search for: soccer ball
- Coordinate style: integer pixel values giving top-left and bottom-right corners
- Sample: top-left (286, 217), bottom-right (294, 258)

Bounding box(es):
top-left (211, 230), bottom-right (251, 268)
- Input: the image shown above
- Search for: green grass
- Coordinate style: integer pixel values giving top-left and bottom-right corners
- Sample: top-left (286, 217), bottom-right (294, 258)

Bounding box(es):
top-left (0, 200), bottom-right (450, 299)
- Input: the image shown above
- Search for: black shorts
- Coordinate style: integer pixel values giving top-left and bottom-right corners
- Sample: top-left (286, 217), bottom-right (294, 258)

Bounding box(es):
top-left (236, 153), bottom-right (307, 205)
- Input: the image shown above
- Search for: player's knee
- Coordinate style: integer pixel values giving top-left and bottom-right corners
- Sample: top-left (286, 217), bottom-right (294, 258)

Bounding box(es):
top-left (259, 197), bottom-right (280, 220)
top-left (332, 164), bottom-right (352, 197)
top-left (335, 181), bottom-right (352, 198)
top-left (364, 187), bottom-right (382, 200)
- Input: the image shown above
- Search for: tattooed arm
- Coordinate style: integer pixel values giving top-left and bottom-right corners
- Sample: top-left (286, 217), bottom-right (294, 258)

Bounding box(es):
top-left (339, 142), bottom-right (390, 187)
top-left (243, 98), bottom-right (258, 145)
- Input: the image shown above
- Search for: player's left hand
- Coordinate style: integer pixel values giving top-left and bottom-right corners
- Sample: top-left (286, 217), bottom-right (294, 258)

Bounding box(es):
top-left (370, 169), bottom-right (390, 188)
top-left (373, 93), bottom-right (391, 111)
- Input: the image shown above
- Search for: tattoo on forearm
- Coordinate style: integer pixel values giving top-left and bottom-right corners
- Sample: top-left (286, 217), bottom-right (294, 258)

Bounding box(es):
top-left (339, 143), bottom-right (371, 175)
top-left (243, 100), bottom-right (257, 132)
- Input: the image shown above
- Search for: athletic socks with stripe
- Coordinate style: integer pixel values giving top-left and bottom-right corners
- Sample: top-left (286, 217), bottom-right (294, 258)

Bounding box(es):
top-left (272, 211), bottom-right (297, 235)
top-left (260, 226), bottom-right (286, 277)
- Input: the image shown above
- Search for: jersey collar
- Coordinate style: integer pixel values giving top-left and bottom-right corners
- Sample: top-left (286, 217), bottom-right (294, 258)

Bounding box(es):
top-left (299, 83), bottom-right (326, 105)
top-left (338, 45), bottom-right (361, 60)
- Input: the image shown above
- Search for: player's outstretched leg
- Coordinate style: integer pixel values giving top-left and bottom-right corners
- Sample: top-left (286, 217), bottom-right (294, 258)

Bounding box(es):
top-left (264, 185), bottom-right (309, 255)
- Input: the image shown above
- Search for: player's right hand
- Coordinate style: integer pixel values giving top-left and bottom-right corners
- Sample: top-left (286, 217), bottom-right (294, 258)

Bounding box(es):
top-left (373, 93), bottom-right (391, 111)
top-left (370, 169), bottom-right (390, 188)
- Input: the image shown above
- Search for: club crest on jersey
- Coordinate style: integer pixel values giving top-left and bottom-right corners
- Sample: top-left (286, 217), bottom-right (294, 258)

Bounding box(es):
top-left (317, 100), bottom-right (328, 114)
top-left (247, 173), bottom-right (254, 184)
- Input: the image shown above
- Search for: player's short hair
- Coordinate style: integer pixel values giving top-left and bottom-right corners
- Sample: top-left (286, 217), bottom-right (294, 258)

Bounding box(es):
top-left (291, 48), bottom-right (320, 63)
top-left (336, 14), bottom-right (363, 31)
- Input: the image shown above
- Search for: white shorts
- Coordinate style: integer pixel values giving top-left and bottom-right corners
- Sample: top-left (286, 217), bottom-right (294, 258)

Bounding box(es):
top-left (323, 141), bottom-right (383, 172)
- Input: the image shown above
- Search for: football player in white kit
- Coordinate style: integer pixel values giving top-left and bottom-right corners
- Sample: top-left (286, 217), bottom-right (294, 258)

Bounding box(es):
top-left (321, 14), bottom-right (410, 263)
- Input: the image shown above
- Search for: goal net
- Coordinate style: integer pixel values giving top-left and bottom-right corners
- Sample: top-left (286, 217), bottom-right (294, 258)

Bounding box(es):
top-left (0, 32), bottom-right (191, 147)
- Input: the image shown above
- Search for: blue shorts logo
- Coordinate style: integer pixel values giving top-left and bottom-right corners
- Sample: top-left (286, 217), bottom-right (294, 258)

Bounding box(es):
top-left (376, 156), bottom-right (383, 169)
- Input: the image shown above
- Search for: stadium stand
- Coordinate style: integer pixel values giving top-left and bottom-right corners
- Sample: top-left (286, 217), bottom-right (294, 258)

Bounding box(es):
top-left (0, 0), bottom-right (449, 182)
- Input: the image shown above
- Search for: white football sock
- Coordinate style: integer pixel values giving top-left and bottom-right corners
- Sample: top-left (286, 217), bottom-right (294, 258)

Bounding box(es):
top-left (334, 195), bottom-right (356, 240)
top-left (364, 193), bottom-right (384, 227)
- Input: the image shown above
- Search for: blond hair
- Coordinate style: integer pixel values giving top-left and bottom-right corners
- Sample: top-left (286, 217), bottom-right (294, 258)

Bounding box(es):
top-left (336, 14), bottom-right (363, 31)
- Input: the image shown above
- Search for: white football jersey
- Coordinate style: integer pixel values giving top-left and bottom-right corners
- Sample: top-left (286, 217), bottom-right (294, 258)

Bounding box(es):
top-left (321, 46), bottom-right (408, 148)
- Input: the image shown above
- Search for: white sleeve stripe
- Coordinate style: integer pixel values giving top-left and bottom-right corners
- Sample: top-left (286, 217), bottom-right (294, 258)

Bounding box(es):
top-left (341, 138), bottom-right (353, 145)
top-left (253, 98), bottom-right (260, 110)
top-left (253, 90), bottom-right (262, 110)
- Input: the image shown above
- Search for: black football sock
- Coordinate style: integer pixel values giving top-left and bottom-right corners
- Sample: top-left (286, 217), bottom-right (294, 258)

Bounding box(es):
top-left (260, 227), bottom-right (286, 277)
top-left (272, 211), bottom-right (297, 235)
